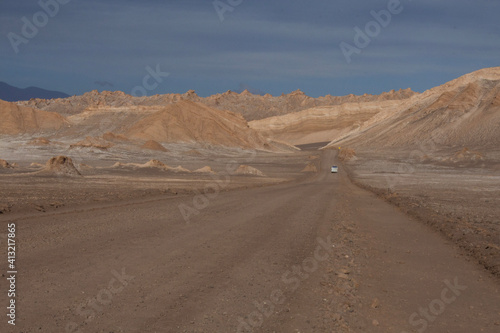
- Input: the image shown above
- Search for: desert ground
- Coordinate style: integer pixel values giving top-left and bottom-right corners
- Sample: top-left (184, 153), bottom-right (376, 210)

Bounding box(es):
top-left (342, 147), bottom-right (500, 279)
top-left (1, 67), bottom-right (499, 332)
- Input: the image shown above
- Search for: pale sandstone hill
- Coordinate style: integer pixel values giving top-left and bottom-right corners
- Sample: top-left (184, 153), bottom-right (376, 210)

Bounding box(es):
top-left (18, 88), bottom-right (416, 120)
top-left (326, 67), bottom-right (500, 149)
top-left (10, 68), bottom-right (499, 151)
top-left (123, 100), bottom-right (268, 149)
top-left (19, 90), bottom-right (191, 116)
top-left (0, 99), bottom-right (67, 135)
top-left (58, 106), bottom-right (162, 139)
top-left (203, 88), bottom-right (416, 121)
top-left (249, 67), bottom-right (500, 149)
top-left (249, 100), bottom-right (405, 145)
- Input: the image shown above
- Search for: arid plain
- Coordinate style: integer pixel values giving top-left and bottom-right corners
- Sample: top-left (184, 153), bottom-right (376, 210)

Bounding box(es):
top-left (1, 67), bottom-right (499, 332)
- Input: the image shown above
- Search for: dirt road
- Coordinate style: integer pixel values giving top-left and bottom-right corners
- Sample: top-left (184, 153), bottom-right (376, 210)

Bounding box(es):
top-left (1, 149), bottom-right (499, 332)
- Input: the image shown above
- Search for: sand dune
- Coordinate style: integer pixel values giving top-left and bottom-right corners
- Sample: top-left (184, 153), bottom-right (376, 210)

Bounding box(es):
top-left (0, 99), bottom-right (67, 135)
top-left (124, 100), bottom-right (268, 149)
top-left (326, 67), bottom-right (500, 149)
top-left (141, 140), bottom-right (168, 152)
top-left (246, 67), bottom-right (500, 150)
top-left (249, 100), bottom-right (404, 145)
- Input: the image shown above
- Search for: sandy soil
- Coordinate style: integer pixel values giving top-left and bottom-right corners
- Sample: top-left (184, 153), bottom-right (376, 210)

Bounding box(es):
top-left (340, 148), bottom-right (500, 279)
top-left (0, 142), bottom-right (314, 216)
top-left (1, 148), bottom-right (499, 333)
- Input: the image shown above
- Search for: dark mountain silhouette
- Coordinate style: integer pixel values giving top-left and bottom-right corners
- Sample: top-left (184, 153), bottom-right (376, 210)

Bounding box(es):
top-left (0, 82), bottom-right (69, 102)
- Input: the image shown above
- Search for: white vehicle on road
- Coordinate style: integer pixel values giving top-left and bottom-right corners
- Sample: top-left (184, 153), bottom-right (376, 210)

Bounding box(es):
top-left (331, 166), bottom-right (338, 173)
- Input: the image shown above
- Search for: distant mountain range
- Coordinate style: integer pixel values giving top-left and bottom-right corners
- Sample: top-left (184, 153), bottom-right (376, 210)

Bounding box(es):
top-left (0, 82), bottom-right (69, 102)
top-left (1, 67), bottom-right (499, 151)
top-left (18, 88), bottom-right (417, 120)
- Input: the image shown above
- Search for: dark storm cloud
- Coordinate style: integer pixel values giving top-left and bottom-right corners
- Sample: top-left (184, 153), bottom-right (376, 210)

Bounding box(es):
top-left (0, 0), bottom-right (498, 97)
top-left (94, 81), bottom-right (114, 88)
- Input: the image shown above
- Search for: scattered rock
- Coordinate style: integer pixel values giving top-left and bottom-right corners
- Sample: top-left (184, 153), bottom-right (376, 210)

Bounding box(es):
top-left (111, 162), bottom-right (127, 168)
top-left (0, 159), bottom-right (13, 168)
top-left (30, 162), bottom-right (44, 169)
top-left (79, 163), bottom-right (94, 170)
top-left (112, 160), bottom-right (191, 173)
top-left (331, 313), bottom-right (342, 321)
top-left (0, 204), bottom-right (12, 214)
top-left (143, 159), bottom-right (168, 169)
top-left (40, 156), bottom-right (82, 177)
top-left (301, 163), bottom-right (317, 173)
top-left (442, 147), bottom-right (484, 164)
top-left (70, 136), bottom-right (113, 149)
top-left (234, 165), bottom-right (265, 177)
top-left (194, 166), bottom-right (216, 174)
top-left (338, 148), bottom-right (356, 161)
top-left (28, 137), bottom-right (51, 145)
top-left (169, 165), bottom-right (191, 173)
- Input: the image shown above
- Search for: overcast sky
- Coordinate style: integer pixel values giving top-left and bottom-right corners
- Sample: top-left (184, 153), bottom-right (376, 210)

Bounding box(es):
top-left (1, 0), bottom-right (499, 97)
